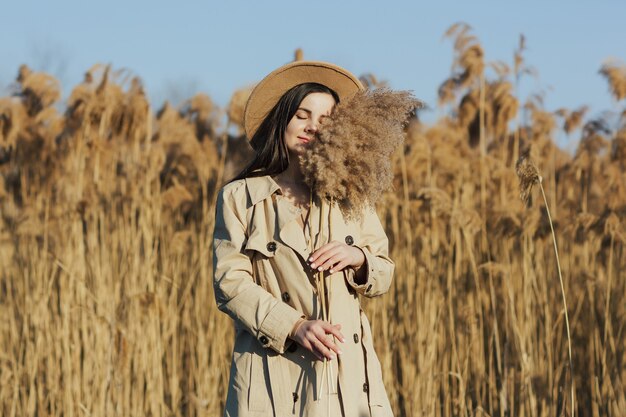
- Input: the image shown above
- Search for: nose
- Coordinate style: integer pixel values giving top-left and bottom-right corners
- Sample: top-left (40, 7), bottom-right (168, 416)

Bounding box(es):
top-left (304, 119), bottom-right (319, 134)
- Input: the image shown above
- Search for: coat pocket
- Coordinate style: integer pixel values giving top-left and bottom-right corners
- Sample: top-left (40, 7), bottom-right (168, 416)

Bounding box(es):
top-left (248, 352), bottom-right (272, 412)
top-left (360, 313), bottom-right (390, 407)
top-left (364, 348), bottom-right (388, 407)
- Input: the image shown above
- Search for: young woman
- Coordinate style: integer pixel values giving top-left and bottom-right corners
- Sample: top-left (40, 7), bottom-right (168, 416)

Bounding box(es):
top-left (213, 61), bottom-right (394, 417)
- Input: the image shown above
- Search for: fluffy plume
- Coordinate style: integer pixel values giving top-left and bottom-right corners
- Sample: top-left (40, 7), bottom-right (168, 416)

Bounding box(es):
top-left (301, 88), bottom-right (422, 219)
top-left (555, 105), bottom-right (588, 135)
top-left (515, 151), bottom-right (542, 204)
top-left (599, 59), bottom-right (626, 101)
top-left (438, 23), bottom-right (485, 106)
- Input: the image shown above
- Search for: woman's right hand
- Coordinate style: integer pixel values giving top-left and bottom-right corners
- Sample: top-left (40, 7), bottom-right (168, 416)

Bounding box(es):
top-left (291, 320), bottom-right (345, 361)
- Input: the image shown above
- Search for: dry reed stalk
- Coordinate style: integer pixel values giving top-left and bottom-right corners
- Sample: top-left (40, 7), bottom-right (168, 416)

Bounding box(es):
top-left (479, 73), bottom-right (487, 208)
top-left (306, 193), bottom-right (333, 407)
top-left (512, 34), bottom-right (531, 166)
top-left (326, 199), bottom-right (337, 399)
top-left (398, 146), bottom-right (414, 260)
top-left (516, 153), bottom-right (575, 416)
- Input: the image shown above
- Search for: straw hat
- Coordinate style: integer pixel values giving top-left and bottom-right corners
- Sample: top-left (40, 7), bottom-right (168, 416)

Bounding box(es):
top-left (244, 61), bottom-right (364, 139)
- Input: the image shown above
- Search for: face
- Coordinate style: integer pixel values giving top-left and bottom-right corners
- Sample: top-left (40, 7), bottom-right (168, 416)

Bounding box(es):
top-left (284, 92), bottom-right (336, 156)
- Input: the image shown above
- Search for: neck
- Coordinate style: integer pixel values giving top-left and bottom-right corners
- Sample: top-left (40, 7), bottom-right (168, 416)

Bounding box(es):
top-left (277, 156), bottom-right (305, 184)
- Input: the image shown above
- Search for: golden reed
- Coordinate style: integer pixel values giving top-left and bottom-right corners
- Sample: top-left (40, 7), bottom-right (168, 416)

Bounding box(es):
top-left (1, 27), bottom-right (625, 416)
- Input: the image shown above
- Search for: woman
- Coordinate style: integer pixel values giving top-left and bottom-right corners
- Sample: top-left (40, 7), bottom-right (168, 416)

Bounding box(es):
top-left (213, 61), bottom-right (394, 417)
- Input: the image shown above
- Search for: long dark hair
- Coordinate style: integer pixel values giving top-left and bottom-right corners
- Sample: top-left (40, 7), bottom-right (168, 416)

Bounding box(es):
top-left (231, 82), bottom-right (339, 181)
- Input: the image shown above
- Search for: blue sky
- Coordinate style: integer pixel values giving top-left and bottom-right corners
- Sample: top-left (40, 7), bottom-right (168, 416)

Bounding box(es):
top-left (1, 0), bottom-right (625, 132)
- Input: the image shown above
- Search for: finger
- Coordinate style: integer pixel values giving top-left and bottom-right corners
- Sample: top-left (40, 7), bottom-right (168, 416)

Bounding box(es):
top-left (317, 334), bottom-right (341, 357)
top-left (329, 260), bottom-right (349, 274)
top-left (309, 245), bottom-right (337, 266)
top-left (299, 335), bottom-right (324, 360)
top-left (311, 247), bottom-right (344, 269)
top-left (311, 336), bottom-right (336, 360)
top-left (318, 253), bottom-right (346, 271)
top-left (313, 325), bottom-right (340, 350)
top-left (309, 241), bottom-right (340, 263)
top-left (327, 247), bottom-right (364, 272)
top-left (320, 322), bottom-right (346, 344)
top-left (310, 347), bottom-right (324, 361)
top-left (321, 251), bottom-right (351, 271)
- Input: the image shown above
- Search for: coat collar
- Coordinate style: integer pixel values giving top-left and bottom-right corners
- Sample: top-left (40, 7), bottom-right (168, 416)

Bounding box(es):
top-left (244, 176), bottom-right (281, 206)
top-left (243, 175), bottom-right (327, 259)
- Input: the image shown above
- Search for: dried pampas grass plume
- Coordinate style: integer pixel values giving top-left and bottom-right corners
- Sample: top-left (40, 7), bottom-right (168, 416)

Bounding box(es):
top-left (301, 88), bottom-right (422, 219)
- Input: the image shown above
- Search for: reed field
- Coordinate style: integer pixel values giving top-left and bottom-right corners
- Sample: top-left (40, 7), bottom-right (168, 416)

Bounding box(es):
top-left (1, 25), bottom-right (625, 416)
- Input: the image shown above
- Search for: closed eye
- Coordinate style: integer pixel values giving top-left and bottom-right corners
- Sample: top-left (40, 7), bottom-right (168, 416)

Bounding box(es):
top-left (294, 106), bottom-right (331, 123)
top-left (295, 108), bottom-right (311, 120)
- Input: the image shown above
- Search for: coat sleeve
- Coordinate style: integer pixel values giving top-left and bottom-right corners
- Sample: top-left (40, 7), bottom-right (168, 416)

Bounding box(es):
top-left (345, 207), bottom-right (394, 297)
top-left (212, 183), bottom-right (304, 354)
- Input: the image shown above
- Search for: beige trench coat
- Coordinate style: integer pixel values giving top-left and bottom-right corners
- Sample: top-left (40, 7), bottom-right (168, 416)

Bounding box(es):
top-left (213, 175), bottom-right (394, 417)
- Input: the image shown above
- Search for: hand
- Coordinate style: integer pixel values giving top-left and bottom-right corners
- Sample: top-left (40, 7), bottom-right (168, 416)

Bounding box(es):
top-left (291, 320), bottom-right (345, 361)
top-left (308, 241), bottom-right (365, 274)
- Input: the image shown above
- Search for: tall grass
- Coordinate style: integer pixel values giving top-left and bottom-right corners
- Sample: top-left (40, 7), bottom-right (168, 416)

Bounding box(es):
top-left (1, 31), bottom-right (625, 416)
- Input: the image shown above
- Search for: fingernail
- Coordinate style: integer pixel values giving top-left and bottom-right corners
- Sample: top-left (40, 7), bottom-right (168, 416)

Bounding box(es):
top-left (318, 267), bottom-right (323, 271)
top-left (340, 338), bottom-right (346, 343)
top-left (337, 350), bottom-right (343, 355)
top-left (310, 263), bottom-right (316, 268)
top-left (329, 269), bottom-right (334, 273)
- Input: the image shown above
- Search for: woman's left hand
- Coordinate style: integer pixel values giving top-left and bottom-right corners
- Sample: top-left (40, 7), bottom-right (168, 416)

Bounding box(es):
top-left (309, 241), bottom-right (365, 274)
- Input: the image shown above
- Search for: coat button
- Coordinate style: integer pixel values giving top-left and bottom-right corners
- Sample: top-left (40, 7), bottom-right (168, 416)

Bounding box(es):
top-left (353, 333), bottom-right (359, 343)
top-left (345, 235), bottom-right (354, 246)
top-left (266, 242), bottom-right (277, 252)
top-left (363, 382), bottom-right (369, 392)
top-left (259, 335), bottom-right (269, 345)
top-left (281, 292), bottom-right (290, 302)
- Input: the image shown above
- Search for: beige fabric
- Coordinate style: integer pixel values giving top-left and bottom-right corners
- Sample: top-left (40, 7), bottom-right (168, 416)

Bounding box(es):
top-left (213, 175), bottom-right (394, 417)
top-left (243, 61), bottom-right (364, 139)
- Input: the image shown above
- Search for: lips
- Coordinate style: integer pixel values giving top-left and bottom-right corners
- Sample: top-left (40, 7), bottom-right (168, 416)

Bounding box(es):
top-left (297, 136), bottom-right (312, 144)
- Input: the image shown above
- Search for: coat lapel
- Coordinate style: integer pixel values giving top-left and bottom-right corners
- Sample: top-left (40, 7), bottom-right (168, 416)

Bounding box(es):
top-left (245, 175), bottom-right (313, 261)
top-left (276, 196), bottom-right (311, 261)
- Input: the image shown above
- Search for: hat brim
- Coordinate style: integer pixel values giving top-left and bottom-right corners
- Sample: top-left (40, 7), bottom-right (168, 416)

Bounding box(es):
top-left (244, 61), bottom-right (364, 139)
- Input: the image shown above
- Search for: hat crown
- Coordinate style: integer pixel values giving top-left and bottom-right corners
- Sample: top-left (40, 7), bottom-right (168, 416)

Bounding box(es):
top-left (244, 61), bottom-right (363, 139)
